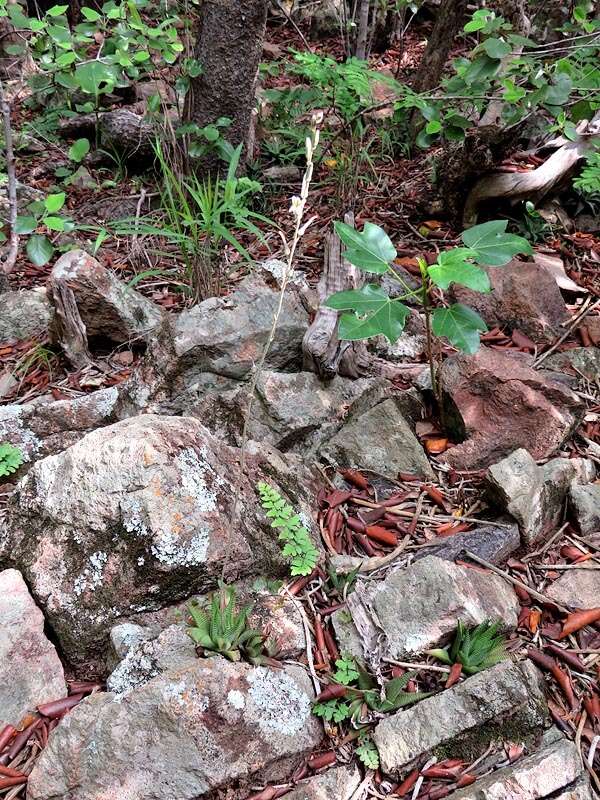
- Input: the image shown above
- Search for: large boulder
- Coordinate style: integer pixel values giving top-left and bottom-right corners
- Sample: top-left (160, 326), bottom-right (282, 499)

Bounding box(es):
top-left (486, 449), bottom-right (595, 545)
top-left (1, 415), bottom-right (320, 666)
top-left (48, 249), bottom-right (163, 346)
top-left (27, 659), bottom-right (321, 800)
top-left (450, 259), bottom-right (569, 345)
top-left (440, 349), bottom-right (582, 470)
top-left (333, 556), bottom-right (518, 665)
top-left (0, 569), bottom-right (67, 726)
top-left (373, 660), bottom-right (547, 775)
top-left (0, 287), bottom-right (52, 343)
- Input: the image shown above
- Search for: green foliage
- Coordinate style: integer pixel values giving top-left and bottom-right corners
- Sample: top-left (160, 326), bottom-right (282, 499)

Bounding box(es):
top-left (333, 655), bottom-right (360, 685)
top-left (187, 583), bottom-right (268, 664)
top-left (325, 219), bottom-right (531, 355)
top-left (0, 442), bottom-right (23, 478)
top-left (574, 149), bottom-right (600, 200)
top-left (427, 620), bottom-right (507, 675)
top-left (356, 732), bottom-right (380, 770)
top-left (326, 563), bottom-right (358, 597)
top-left (16, 191), bottom-right (74, 266)
top-left (257, 483), bottom-right (319, 577)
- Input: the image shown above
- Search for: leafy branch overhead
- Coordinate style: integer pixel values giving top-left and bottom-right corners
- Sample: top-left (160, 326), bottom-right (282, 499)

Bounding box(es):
top-left (325, 219), bottom-right (531, 354)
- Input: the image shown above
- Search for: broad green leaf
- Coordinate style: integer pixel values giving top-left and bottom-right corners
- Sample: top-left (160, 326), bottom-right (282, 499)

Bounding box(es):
top-left (428, 248), bottom-right (490, 292)
top-left (43, 216), bottom-right (65, 232)
top-left (501, 80), bottom-right (526, 103)
top-left (326, 284), bottom-right (410, 343)
top-left (81, 6), bottom-right (102, 20)
top-left (462, 220), bottom-right (532, 266)
top-left (334, 221), bottom-right (396, 274)
top-left (544, 73), bottom-right (573, 107)
top-left (482, 38), bottom-right (511, 59)
top-left (425, 119), bottom-right (442, 134)
top-left (432, 304), bottom-right (487, 354)
top-left (68, 138), bottom-right (90, 162)
top-left (26, 235), bottom-right (54, 267)
top-left (56, 51), bottom-right (76, 67)
top-left (44, 192), bottom-right (66, 213)
top-left (463, 54), bottom-right (501, 85)
top-left (45, 4), bottom-right (69, 16)
top-left (15, 216), bottom-right (37, 234)
top-left (75, 60), bottom-right (116, 94)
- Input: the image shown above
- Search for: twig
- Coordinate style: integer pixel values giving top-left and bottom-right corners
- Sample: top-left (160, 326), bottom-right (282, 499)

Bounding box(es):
top-left (282, 587), bottom-right (320, 695)
top-left (0, 76), bottom-right (19, 277)
top-left (535, 297), bottom-right (600, 366)
top-left (382, 657), bottom-right (451, 674)
top-left (464, 550), bottom-right (569, 612)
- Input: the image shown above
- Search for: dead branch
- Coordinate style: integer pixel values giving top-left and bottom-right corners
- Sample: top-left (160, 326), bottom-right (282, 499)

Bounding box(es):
top-left (0, 76), bottom-right (18, 279)
top-left (463, 112), bottom-right (600, 227)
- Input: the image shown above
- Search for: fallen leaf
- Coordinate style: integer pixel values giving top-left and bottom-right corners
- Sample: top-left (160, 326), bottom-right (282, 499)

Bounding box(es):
top-left (560, 608), bottom-right (600, 639)
top-left (424, 437), bottom-right (448, 454)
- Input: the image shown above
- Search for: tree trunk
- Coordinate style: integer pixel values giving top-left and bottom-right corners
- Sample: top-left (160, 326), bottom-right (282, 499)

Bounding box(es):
top-left (354, 0), bottom-right (371, 59)
top-left (411, 0), bottom-right (468, 94)
top-left (184, 0), bottom-right (268, 168)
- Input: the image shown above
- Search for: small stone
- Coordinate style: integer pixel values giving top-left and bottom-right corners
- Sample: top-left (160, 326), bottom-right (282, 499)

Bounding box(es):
top-left (440, 349), bottom-right (582, 470)
top-left (0, 288), bottom-right (52, 343)
top-left (319, 398), bottom-right (434, 479)
top-left (48, 250), bottom-right (163, 345)
top-left (543, 347), bottom-right (600, 382)
top-left (547, 569), bottom-right (600, 609)
top-left (0, 569), bottom-right (67, 726)
top-left (450, 259), bottom-right (569, 345)
top-left (283, 765), bottom-right (361, 799)
top-left (373, 659), bottom-right (547, 775)
top-left (27, 659), bottom-right (321, 800)
top-left (0, 371), bottom-right (17, 400)
top-left (343, 556), bottom-right (519, 663)
top-left (66, 165), bottom-right (96, 190)
top-left (569, 484), bottom-right (600, 534)
top-left (416, 520), bottom-right (520, 566)
top-left (263, 165), bottom-right (302, 182)
top-left (486, 449), bottom-right (595, 545)
top-left (109, 622), bottom-right (153, 662)
top-left (449, 732), bottom-right (582, 799)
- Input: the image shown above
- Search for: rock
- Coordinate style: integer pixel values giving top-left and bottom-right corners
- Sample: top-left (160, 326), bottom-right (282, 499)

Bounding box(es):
top-left (263, 164), bottom-right (302, 182)
top-left (2, 415), bottom-right (320, 665)
top-left (373, 659), bottom-right (547, 776)
top-left (0, 180), bottom-right (44, 223)
top-left (284, 766), bottom-right (361, 799)
top-left (450, 259), bottom-right (569, 345)
top-left (543, 347), bottom-right (600, 381)
top-left (341, 556), bottom-right (519, 664)
top-left (0, 370), bottom-right (17, 400)
top-left (554, 779), bottom-right (595, 800)
top-left (150, 274), bottom-right (309, 400)
top-left (548, 569), bottom-right (600, 610)
top-left (0, 288), bottom-right (52, 343)
top-left (319, 397), bottom-right (434, 479)
top-left (449, 730), bottom-right (583, 799)
top-left (27, 659), bottom-right (321, 800)
top-left (487, 449), bottom-right (596, 545)
top-left (135, 79), bottom-right (176, 104)
top-left (0, 569), bottom-right (67, 726)
top-left (373, 311), bottom-right (427, 361)
top-left (416, 519), bottom-right (520, 566)
top-left (440, 349), bottom-right (583, 470)
top-left (109, 622), bottom-right (152, 663)
top-left (48, 250), bottom-right (163, 346)
top-left (65, 165), bottom-right (96, 189)
top-left (582, 316), bottom-right (600, 346)
top-left (0, 385), bottom-right (123, 470)
top-left (570, 483), bottom-right (600, 533)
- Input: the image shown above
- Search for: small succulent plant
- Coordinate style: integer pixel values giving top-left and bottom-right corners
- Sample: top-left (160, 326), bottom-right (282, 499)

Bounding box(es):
top-left (188, 583), bottom-right (266, 663)
top-left (427, 620), bottom-right (507, 675)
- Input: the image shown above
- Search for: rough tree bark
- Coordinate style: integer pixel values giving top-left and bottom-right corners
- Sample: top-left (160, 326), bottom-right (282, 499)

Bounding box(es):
top-left (184, 0), bottom-right (269, 167)
top-left (411, 0), bottom-right (468, 94)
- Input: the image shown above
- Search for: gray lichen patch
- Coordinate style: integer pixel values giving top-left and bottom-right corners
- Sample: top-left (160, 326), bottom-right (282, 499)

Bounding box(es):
top-left (246, 667), bottom-right (312, 737)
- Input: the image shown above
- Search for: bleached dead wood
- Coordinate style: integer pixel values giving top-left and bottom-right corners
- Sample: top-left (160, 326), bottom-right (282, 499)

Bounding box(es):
top-left (463, 111), bottom-right (600, 227)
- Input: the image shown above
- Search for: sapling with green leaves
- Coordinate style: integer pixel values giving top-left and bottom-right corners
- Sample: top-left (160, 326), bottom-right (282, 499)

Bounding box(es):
top-left (15, 192), bottom-right (74, 267)
top-left (325, 218), bottom-right (531, 410)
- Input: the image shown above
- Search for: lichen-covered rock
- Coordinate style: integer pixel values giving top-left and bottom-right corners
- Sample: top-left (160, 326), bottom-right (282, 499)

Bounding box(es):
top-left (0, 386), bottom-right (123, 472)
top-left (449, 730), bottom-right (583, 799)
top-left (487, 449), bottom-right (596, 545)
top-left (544, 347), bottom-right (600, 382)
top-left (341, 556), bottom-right (519, 664)
top-left (48, 249), bottom-right (163, 345)
top-left (440, 349), bottom-right (583, 470)
top-left (414, 520), bottom-right (520, 566)
top-left (319, 397), bottom-right (433, 479)
top-left (284, 765), bottom-right (361, 799)
top-left (373, 660), bottom-right (547, 776)
top-left (569, 483), bottom-right (600, 535)
top-left (27, 659), bottom-right (321, 800)
top-left (0, 287), bottom-right (52, 343)
top-left (0, 569), bottom-right (67, 726)
top-left (450, 260), bottom-right (569, 345)
top-left (1, 415), bottom-right (320, 666)
top-left (547, 569), bottom-right (600, 610)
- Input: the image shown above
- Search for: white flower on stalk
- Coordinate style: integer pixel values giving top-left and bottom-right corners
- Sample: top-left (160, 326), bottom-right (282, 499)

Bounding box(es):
top-left (289, 195), bottom-right (303, 219)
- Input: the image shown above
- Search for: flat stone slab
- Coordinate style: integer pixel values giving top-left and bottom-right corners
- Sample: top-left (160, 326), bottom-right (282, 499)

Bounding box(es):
top-left (28, 659), bottom-right (321, 800)
top-left (570, 484), bottom-right (600, 535)
top-left (547, 569), bottom-right (600, 610)
top-left (449, 732), bottom-right (582, 799)
top-left (0, 569), bottom-right (67, 726)
top-left (373, 660), bottom-right (547, 776)
top-left (283, 766), bottom-right (361, 800)
top-left (343, 556), bottom-right (519, 663)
